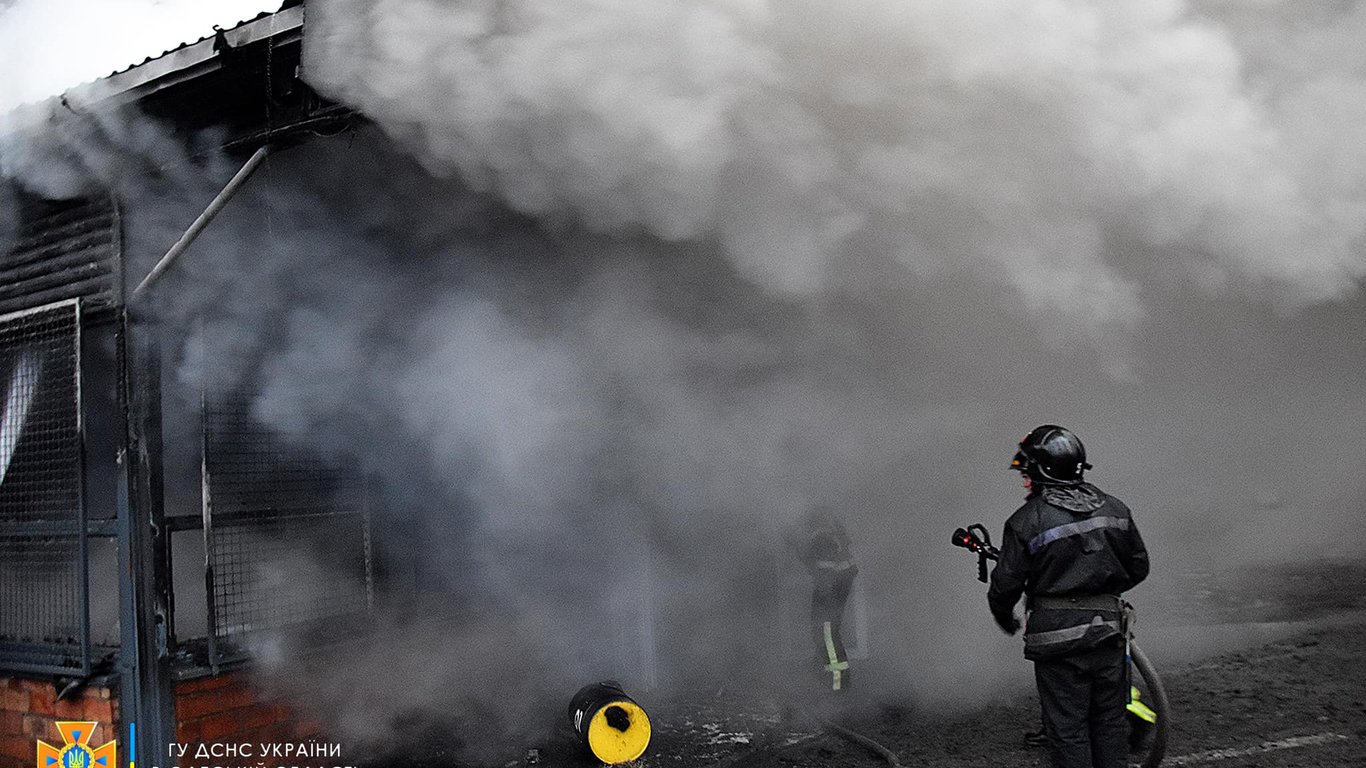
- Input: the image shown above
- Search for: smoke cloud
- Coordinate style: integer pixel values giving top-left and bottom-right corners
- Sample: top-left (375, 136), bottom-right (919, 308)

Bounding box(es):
top-left (303, 0), bottom-right (1366, 340)
top-left (5, 0), bottom-right (1366, 758)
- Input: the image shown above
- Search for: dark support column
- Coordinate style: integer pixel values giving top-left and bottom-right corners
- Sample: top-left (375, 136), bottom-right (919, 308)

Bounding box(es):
top-left (116, 313), bottom-right (175, 768)
top-left (116, 143), bottom-right (272, 766)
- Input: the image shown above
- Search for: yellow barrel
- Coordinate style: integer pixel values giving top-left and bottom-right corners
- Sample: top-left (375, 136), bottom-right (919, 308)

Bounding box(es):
top-left (568, 682), bottom-right (652, 764)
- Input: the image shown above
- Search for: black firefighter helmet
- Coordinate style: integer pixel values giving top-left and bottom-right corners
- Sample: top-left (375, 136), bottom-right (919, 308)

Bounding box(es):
top-left (1011, 424), bottom-right (1092, 484)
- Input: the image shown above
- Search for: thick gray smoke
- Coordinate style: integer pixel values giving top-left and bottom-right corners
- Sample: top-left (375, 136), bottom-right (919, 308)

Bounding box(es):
top-left (288, 0), bottom-right (1366, 735)
top-left (303, 0), bottom-right (1366, 341)
top-left (4, 0), bottom-right (1366, 759)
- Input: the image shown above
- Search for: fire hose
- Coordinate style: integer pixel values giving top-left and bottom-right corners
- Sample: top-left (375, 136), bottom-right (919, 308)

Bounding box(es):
top-left (816, 715), bottom-right (905, 768)
top-left (704, 704), bottom-right (904, 768)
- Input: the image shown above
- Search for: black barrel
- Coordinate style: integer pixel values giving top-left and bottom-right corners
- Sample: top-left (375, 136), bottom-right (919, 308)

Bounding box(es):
top-left (567, 681), bottom-right (652, 764)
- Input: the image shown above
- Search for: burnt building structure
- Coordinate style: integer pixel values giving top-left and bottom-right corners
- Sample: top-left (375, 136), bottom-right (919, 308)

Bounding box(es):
top-left (0, 5), bottom-right (373, 766)
top-left (0, 3), bottom-right (867, 764)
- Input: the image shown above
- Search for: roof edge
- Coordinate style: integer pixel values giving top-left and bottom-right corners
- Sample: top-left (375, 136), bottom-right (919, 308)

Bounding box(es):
top-left (65, 5), bottom-right (305, 109)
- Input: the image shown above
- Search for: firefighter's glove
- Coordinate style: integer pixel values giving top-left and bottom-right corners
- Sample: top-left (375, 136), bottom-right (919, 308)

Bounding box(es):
top-left (995, 613), bottom-right (1021, 636)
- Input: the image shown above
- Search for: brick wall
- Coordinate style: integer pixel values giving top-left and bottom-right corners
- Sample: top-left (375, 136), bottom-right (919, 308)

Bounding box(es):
top-left (175, 673), bottom-right (321, 747)
top-left (0, 677), bottom-right (118, 768)
top-left (1, 671), bottom-right (320, 768)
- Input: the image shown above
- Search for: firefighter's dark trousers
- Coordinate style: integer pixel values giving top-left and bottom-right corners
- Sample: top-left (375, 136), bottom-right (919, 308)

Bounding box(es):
top-left (811, 570), bottom-right (855, 692)
top-left (1034, 639), bottom-right (1127, 768)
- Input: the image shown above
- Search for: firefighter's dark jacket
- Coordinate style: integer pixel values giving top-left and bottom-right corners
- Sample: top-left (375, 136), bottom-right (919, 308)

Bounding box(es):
top-left (987, 482), bottom-right (1149, 660)
top-left (801, 524), bottom-right (858, 588)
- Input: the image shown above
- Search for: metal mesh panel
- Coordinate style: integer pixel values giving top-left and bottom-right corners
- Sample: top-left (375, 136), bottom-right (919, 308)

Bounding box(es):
top-left (0, 536), bottom-right (85, 668)
top-left (202, 395), bottom-right (370, 663)
top-left (0, 301), bottom-right (82, 524)
top-left (0, 300), bottom-right (88, 674)
top-left (209, 506), bottom-right (370, 635)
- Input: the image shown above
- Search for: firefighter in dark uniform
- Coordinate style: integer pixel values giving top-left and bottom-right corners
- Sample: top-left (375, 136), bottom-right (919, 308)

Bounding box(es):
top-left (797, 507), bottom-right (858, 693)
top-left (987, 425), bottom-right (1149, 768)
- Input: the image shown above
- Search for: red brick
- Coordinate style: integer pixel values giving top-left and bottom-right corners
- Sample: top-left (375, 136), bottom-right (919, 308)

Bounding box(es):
top-left (175, 675), bottom-right (236, 696)
top-left (0, 689), bottom-right (28, 712)
top-left (51, 699), bottom-right (83, 720)
top-left (0, 712), bottom-right (21, 739)
top-left (176, 686), bottom-right (259, 722)
top-left (19, 681), bottom-right (52, 697)
top-left (87, 723), bottom-right (106, 746)
top-left (0, 736), bottom-right (32, 762)
top-left (26, 693), bottom-right (55, 718)
top-left (245, 705), bottom-right (290, 736)
top-left (198, 714), bottom-right (240, 743)
top-left (46, 721), bottom-right (63, 744)
top-left (175, 718), bottom-right (202, 744)
top-left (80, 699), bottom-right (112, 725)
top-left (174, 697), bottom-right (216, 723)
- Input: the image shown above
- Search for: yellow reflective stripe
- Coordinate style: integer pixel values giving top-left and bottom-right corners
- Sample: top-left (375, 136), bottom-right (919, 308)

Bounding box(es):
top-left (1128, 686), bottom-right (1157, 723)
top-left (1127, 700), bottom-right (1158, 723)
top-left (822, 622), bottom-right (847, 689)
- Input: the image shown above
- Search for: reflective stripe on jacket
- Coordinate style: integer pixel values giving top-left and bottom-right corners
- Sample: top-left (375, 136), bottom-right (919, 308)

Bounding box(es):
top-left (987, 482), bottom-right (1149, 661)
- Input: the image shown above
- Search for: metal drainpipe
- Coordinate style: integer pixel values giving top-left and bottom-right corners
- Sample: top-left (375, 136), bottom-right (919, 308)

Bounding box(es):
top-left (130, 144), bottom-right (271, 301)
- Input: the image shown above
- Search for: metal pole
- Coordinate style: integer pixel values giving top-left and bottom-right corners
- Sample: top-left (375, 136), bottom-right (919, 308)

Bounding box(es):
top-left (116, 317), bottom-right (174, 768)
top-left (200, 377), bottom-right (221, 674)
top-left (130, 145), bottom-right (271, 301)
top-left (74, 299), bottom-right (91, 677)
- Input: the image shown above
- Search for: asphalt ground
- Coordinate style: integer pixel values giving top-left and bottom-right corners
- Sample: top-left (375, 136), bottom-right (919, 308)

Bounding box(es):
top-left (621, 559), bottom-right (1366, 768)
top-left (360, 559), bottom-right (1366, 768)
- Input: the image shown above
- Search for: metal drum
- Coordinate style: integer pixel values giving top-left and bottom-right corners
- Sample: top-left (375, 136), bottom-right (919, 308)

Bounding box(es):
top-left (568, 681), bottom-right (651, 764)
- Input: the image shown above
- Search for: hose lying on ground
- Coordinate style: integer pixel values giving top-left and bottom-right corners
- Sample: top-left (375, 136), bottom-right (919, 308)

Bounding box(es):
top-left (704, 731), bottom-right (825, 768)
top-left (817, 717), bottom-right (904, 768)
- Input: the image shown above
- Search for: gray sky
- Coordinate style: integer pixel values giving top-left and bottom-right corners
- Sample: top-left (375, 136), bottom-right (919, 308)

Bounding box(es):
top-left (0, 0), bottom-right (275, 111)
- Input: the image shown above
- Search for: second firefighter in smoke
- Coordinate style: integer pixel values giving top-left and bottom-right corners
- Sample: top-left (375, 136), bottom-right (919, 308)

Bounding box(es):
top-left (794, 507), bottom-right (859, 694)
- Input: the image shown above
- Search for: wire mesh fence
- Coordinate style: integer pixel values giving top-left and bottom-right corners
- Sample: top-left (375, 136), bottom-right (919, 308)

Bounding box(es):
top-left (200, 393), bottom-right (372, 667)
top-left (0, 301), bottom-right (83, 525)
top-left (0, 299), bottom-right (89, 675)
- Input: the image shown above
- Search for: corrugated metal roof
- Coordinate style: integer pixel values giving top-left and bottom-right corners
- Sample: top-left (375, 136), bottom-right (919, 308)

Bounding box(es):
top-left (104, 9), bottom-right (281, 79)
top-left (65, 1), bottom-right (304, 107)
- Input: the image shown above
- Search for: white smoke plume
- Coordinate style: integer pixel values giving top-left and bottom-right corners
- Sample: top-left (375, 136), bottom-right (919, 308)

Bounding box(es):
top-left (4, 0), bottom-right (1366, 758)
top-left (303, 0), bottom-right (1366, 341)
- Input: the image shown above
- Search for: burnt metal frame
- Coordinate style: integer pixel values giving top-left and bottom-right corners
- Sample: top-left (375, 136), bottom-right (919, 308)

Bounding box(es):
top-left (199, 385), bottom-right (221, 675)
top-left (1, 7), bottom-right (354, 764)
top-left (116, 132), bottom-right (367, 761)
top-left (117, 311), bottom-right (175, 768)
